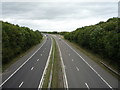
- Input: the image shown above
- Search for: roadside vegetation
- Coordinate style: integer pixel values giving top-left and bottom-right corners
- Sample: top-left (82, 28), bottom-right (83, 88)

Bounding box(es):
top-left (64, 17), bottom-right (120, 71)
top-left (42, 31), bottom-right (68, 35)
top-left (2, 21), bottom-right (43, 68)
top-left (51, 38), bottom-right (63, 88)
top-left (42, 37), bottom-right (63, 88)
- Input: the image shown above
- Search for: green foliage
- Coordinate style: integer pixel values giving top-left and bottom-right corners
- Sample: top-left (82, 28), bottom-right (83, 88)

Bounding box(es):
top-left (58, 31), bottom-right (69, 35)
top-left (42, 31), bottom-right (69, 35)
top-left (2, 21), bottom-right (43, 64)
top-left (42, 31), bottom-right (58, 34)
top-left (64, 17), bottom-right (120, 64)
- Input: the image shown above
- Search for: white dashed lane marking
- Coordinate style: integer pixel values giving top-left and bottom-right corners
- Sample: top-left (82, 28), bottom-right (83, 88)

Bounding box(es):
top-left (85, 83), bottom-right (90, 89)
top-left (76, 67), bottom-right (79, 71)
top-left (72, 59), bottom-right (74, 61)
top-left (31, 67), bottom-right (34, 70)
top-left (19, 82), bottom-right (24, 88)
top-left (63, 40), bottom-right (113, 89)
top-left (37, 59), bottom-right (39, 61)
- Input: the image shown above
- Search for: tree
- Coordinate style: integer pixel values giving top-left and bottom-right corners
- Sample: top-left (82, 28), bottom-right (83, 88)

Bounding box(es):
top-left (64, 17), bottom-right (120, 65)
top-left (2, 21), bottom-right (43, 64)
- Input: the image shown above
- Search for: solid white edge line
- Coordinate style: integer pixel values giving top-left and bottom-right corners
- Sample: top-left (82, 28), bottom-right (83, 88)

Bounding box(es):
top-left (55, 38), bottom-right (68, 89)
top-left (19, 81), bottom-right (24, 88)
top-left (0, 39), bottom-right (47, 88)
top-left (38, 37), bottom-right (53, 89)
top-left (37, 59), bottom-right (39, 61)
top-left (85, 83), bottom-right (89, 89)
top-left (63, 40), bottom-right (113, 89)
top-left (48, 45), bottom-right (55, 88)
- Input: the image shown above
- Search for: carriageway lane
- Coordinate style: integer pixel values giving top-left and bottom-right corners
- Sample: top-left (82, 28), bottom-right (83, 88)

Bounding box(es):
top-left (2, 36), bottom-right (52, 88)
top-left (54, 35), bottom-right (119, 89)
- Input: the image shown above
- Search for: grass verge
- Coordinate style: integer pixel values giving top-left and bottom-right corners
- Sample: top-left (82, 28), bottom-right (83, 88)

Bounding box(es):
top-left (62, 36), bottom-right (120, 80)
top-left (42, 37), bottom-right (63, 88)
top-left (2, 37), bottom-right (44, 72)
top-left (51, 38), bottom-right (63, 88)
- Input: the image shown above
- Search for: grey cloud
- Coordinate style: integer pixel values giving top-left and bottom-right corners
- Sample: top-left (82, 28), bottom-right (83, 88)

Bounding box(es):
top-left (1, 1), bottom-right (118, 31)
top-left (2, 2), bottom-right (117, 20)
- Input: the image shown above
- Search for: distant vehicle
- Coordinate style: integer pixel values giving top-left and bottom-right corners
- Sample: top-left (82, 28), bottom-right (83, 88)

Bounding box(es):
top-left (46, 34), bottom-right (48, 40)
top-left (59, 38), bottom-right (61, 41)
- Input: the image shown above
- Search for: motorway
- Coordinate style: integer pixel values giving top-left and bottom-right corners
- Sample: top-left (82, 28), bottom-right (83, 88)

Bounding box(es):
top-left (1, 35), bottom-right (52, 89)
top-left (53, 35), bottom-right (119, 89)
top-left (1, 34), bottom-right (119, 89)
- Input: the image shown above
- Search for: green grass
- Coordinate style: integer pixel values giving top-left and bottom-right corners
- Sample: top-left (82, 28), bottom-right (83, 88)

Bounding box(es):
top-left (51, 38), bottom-right (63, 88)
top-left (42, 38), bottom-right (54, 88)
top-left (42, 37), bottom-right (64, 88)
top-left (0, 42), bottom-right (2, 73)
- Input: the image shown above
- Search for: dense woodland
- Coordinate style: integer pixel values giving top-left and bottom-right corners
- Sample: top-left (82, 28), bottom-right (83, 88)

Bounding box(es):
top-left (64, 18), bottom-right (120, 66)
top-left (2, 21), bottom-right (43, 64)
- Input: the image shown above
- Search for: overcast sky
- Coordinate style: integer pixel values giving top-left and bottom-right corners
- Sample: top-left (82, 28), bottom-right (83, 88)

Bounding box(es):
top-left (1, 0), bottom-right (119, 32)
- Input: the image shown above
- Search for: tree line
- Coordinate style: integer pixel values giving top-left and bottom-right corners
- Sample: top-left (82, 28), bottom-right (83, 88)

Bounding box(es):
top-left (64, 17), bottom-right (120, 66)
top-left (2, 21), bottom-right (43, 64)
top-left (42, 31), bottom-right (68, 35)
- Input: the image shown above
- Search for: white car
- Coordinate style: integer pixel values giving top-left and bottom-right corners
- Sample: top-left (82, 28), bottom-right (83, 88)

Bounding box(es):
top-left (59, 38), bottom-right (61, 41)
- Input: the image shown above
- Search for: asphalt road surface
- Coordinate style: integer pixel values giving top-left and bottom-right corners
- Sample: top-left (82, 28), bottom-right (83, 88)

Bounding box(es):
top-left (53, 35), bottom-right (119, 90)
top-left (1, 34), bottom-right (119, 89)
top-left (1, 35), bottom-right (52, 89)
